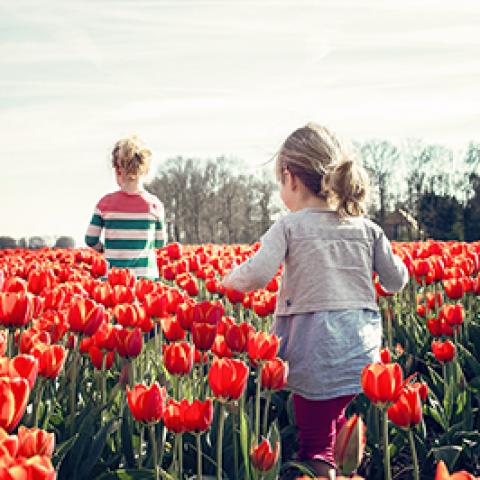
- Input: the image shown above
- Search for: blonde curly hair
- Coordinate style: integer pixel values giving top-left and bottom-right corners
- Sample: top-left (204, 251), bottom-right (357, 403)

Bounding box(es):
top-left (276, 122), bottom-right (369, 217)
top-left (111, 136), bottom-right (152, 180)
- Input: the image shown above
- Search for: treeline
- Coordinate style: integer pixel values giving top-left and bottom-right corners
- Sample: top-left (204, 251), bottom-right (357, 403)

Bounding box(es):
top-left (145, 156), bottom-right (279, 245)
top-left (144, 140), bottom-right (480, 244)
top-left (0, 236), bottom-right (75, 250)
top-left (359, 140), bottom-right (480, 241)
top-left (2, 139), bottom-right (479, 249)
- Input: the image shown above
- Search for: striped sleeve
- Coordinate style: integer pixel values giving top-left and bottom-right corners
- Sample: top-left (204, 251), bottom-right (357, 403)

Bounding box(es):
top-left (154, 204), bottom-right (166, 249)
top-left (85, 207), bottom-right (104, 248)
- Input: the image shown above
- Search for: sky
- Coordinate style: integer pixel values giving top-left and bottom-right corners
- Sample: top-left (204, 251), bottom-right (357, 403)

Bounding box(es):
top-left (1, 0), bottom-right (480, 245)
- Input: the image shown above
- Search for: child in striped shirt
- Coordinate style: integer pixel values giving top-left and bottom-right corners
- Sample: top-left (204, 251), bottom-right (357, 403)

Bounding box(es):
top-left (85, 136), bottom-right (166, 279)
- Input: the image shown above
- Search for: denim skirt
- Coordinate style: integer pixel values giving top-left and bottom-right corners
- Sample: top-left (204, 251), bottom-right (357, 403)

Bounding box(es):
top-left (271, 309), bottom-right (382, 400)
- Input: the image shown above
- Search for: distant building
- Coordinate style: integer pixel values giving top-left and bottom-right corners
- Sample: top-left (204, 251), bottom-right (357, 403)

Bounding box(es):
top-left (382, 208), bottom-right (423, 241)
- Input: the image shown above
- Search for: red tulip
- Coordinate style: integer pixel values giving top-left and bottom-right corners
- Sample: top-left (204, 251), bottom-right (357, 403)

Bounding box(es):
top-left (261, 358), bottom-right (288, 391)
top-left (166, 242), bottom-right (182, 260)
top-left (88, 345), bottom-right (115, 370)
top-left (67, 298), bottom-right (104, 336)
top-left (163, 399), bottom-right (186, 433)
top-left (0, 291), bottom-right (33, 328)
top-left (334, 414), bottom-right (366, 476)
top-left (114, 327), bottom-right (143, 359)
top-left (114, 303), bottom-right (153, 333)
top-left (380, 348), bottom-right (391, 364)
top-left (427, 316), bottom-right (454, 338)
top-left (176, 301), bottom-right (195, 331)
top-left (0, 426), bottom-right (18, 459)
top-left (224, 322), bottom-right (254, 353)
top-left (91, 255), bottom-right (108, 278)
top-left (211, 335), bottom-right (233, 358)
top-left (432, 340), bottom-right (456, 363)
top-left (30, 344), bottom-right (67, 379)
top-left (19, 328), bottom-right (51, 355)
top-left (1, 455), bottom-right (56, 480)
top-left (225, 288), bottom-right (245, 304)
top-left (0, 355), bottom-right (38, 390)
top-left (17, 426), bottom-right (55, 458)
top-left (248, 332), bottom-right (279, 364)
top-left (387, 385), bottom-right (423, 429)
top-left (208, 358), bottom-right (249, 401)
top-left (443, 278), bottom-right (465, 300)
top-left (183, 398), bottom-right (213, 433)
top-left (27, 269), bottom-right (55, 295)
top-left (361, 363), bottom-right (404, 406)
top-left (163, 342), bottom-right (194, 376)
top-left (126, 383), bottom-right (167, 424)
top-left (193, 301), bottom-right (224, 325)
top-left (108, 267), bottom-right (135, 288)
top-left (161, 316), bottom-right (186, 342)
top-left (0, 377), bottom-right (30, 432)
top-left (441, 304), bottom-right (464, 326)
top-left (250, 438), bottom-right (279, 472)
top-left (192, 321), bottom-right (217, 351)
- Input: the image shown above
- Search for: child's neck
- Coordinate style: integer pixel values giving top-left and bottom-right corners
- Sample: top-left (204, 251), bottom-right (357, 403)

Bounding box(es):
top-left (293, 197), bottom-right (332, 212)
top-left (120, 181), bottom-right (142, 194)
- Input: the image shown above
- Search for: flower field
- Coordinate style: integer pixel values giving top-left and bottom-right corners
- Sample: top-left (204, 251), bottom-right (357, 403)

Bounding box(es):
top-left (1, 240), bottom-right (480, 480)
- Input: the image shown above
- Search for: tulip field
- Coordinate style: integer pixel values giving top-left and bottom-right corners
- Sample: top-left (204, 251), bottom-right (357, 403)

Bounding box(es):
top-left (1, 240), bottom-right (480, 480)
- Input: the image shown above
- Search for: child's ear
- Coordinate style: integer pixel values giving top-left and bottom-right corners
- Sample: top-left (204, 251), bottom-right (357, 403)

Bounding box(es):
top-left (289, 172), bottom-right (298, 190)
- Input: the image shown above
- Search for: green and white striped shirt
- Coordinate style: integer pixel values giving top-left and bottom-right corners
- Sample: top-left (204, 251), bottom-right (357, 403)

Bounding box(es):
top-left (85, 190), bottom-right (165, 279)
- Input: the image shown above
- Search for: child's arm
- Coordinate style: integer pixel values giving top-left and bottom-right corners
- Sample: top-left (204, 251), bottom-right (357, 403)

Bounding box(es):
top-left (223, 218), bottom-right (287, 293)
top-left (154, 204), bottom-right (166, 249)
top-left (373, 230), bottom-right (409, 293)
top-left (85, 207), bottom-right (104, 252)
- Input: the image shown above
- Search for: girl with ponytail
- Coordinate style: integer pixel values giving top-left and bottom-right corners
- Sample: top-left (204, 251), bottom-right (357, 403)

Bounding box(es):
top-left (223, 122), bottom-right (408, 477)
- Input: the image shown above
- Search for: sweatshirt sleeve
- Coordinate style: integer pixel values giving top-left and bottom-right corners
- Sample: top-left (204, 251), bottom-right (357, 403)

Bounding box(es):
top-left (223, 218), bottom-right (288, 293)
top-left (373, 229), bottom-right (409, 293)
top-left (85, 205), bottom-right (104, 250)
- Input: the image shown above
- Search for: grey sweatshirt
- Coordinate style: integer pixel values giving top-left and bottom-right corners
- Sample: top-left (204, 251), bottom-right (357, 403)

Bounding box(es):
top-left (223, 207), bottom-right (409, 314)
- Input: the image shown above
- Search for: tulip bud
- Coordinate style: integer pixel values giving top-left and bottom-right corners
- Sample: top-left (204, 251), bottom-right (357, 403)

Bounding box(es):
top-left (380, 348), bottom-right (391, 364)
top-left (250, 438), bottom-right (279, 472)
top-left (334, 414), bottom-right (366, 476)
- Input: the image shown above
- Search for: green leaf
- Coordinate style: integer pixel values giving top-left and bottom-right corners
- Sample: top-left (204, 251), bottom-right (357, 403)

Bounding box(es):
top-left (52, 433), bottom-right (79, 469)
top-left (80, 418), bottom-right (119, 478)
top-left (239, 403), bottom-right (252, 480)
top-left (95, 468), bottom-right (155, 480)
top-left (121, 404), bottom-right (136, 469)
top-left (429, 445), bottom-right (462, 470)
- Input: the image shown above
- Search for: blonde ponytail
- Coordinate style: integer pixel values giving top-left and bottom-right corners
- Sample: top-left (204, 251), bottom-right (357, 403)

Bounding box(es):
top-left (326, 158), bottom-right (369, 217)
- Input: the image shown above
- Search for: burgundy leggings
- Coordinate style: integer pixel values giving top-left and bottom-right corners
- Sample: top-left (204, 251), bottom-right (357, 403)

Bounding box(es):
top-left (293, 393), bottom-right (356, 466)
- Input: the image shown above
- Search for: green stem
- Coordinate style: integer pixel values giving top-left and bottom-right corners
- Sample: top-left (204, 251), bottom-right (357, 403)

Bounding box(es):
top-left (232, 410), bottom-right (239, 480)
top-left (382, 408), bottom-right (392, 480)
top-left (101, 352), bottom-right (107, 405)
top-left (262, 392), bottom-right (271, 437)
top-left (128, 360), bottom-right (135, 387)
top-left (217, 403), bottom-right (226, 480)
top-left (69, 336), bottom-right (79, 436)
top-left (138, 424), bottom-right (144, 468)
top-left (196, 433), bottom-right (203, 480)
top-left (6, 328), bottom-right (13, 357)
top-left (154, 321), bottom-right (159, 352)
top-left (32, 378), bottom-right (44, 427)
top-left (178, 433), bottom-right (183, 480)
top-left (442, 362), bottom-right (448, 391)
top-left (255, 366), bottom-right (262, 442)
top-left (408, 429), bottom-right (419, 480)
top-left (150, 424), bottom-right (159, 480)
